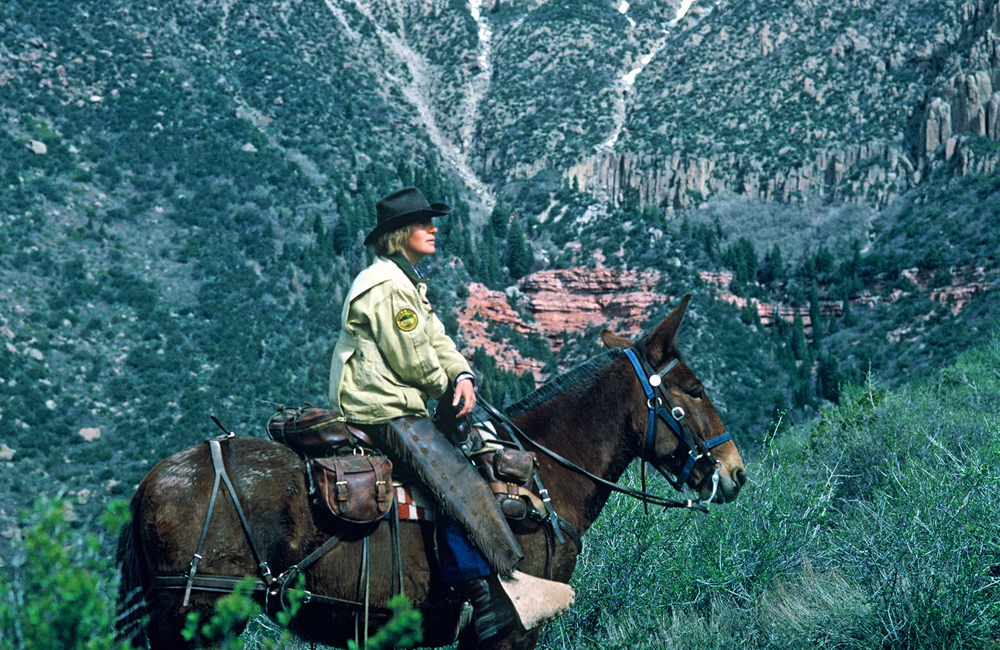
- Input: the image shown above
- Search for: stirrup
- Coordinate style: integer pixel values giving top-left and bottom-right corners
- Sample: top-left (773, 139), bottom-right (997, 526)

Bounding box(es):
top-left (497, 570), bottom-right (575, 630)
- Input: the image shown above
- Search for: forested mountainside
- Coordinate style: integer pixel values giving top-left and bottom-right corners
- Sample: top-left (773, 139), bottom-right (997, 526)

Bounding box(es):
top-left (0, 0), bottom-right (998, 547)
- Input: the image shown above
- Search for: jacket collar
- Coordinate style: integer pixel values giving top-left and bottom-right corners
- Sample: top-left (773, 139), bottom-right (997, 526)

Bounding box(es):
top-left (387, 253), bottom-right (427, 284)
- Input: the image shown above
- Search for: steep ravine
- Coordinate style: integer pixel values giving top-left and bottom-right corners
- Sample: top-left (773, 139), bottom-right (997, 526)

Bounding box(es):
top-left (323, 0), bottom-right (497, 216)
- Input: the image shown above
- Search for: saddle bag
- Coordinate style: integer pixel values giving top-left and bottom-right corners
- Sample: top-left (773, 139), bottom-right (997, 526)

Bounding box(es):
top-left (473, 448), bottom-right (538, 520)
top-left (312, 454), bottom-right (394, 525)
top-left (267, 404), bottom-right (371, 458)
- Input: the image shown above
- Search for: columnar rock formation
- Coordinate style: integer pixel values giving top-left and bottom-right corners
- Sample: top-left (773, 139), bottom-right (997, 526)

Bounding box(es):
top-left (571, 141), bottom-right (920, 212)
top-left (567, 0), bottom-right (1000, 212)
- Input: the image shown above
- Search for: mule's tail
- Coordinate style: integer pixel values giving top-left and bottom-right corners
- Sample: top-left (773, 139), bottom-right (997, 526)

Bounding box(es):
top-left (116, 482), bottom-right (151, 648)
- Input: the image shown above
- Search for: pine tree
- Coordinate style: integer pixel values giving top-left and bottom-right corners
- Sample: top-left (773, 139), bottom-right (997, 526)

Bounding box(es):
top-left (727, 237), bottom-right (758, 287)
top-left (841, 287), bottom-right (855, 327)
top-left (506, 218), bottom-right (534, 280)
top-left (396, 161), bottom-right (414, 188)
top-left (759, 243), bottom-right (785, 285)
top-left (791, 310), bottom-right (809, 361)
top-left (491, 202), bottom-right (511, 240)
top-left (332, 207), bottom-right (356, 255)
top-left (816, 353), bottom-right (843, 403)
top-left (476, 225), bottom-right (501, 287)
top-left (793, 361), bottom-right (813, 408)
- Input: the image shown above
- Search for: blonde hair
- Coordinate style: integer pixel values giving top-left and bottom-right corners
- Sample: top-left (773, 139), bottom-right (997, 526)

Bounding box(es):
top-left (372, 222), bottom-right (412, 257)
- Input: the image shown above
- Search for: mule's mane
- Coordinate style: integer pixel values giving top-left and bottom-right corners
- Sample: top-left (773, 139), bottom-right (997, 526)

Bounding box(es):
top-left (505, 348), bottom-right (626, 417)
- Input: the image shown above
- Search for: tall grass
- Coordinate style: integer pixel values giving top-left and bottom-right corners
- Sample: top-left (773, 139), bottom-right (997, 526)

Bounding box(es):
top-left (541, 334), bottom-right (1000, 649)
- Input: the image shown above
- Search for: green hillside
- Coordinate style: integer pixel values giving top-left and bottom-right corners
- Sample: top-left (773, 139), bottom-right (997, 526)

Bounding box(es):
top-left (543, 326), bottom-right (1000, 649)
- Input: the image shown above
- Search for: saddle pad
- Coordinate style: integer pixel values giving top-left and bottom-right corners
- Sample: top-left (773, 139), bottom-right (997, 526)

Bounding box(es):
top-left (392, 483), bottom-right (435, 521)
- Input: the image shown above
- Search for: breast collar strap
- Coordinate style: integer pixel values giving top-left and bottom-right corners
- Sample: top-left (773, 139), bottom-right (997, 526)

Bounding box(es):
top-left (623, 347), bottom-right (731, 491)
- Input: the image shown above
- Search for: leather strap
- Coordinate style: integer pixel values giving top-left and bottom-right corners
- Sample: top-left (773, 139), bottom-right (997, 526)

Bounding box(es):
top-left (479, 397), bottom-right (707, 513)
top-left (183, 439), bottom-right (273, 606)
top-left (184, 443), bottom-right (224, 606)
top-left (153, 572), bottom-right (391, 614)
top-left (624, 346), bottom-right (732, 491)
top-left (488, 482), bottom-right (547, 514)
top-left (389, 498), bottom-right (402, 597)
top-left (210, 441), bottom-right (273, 584)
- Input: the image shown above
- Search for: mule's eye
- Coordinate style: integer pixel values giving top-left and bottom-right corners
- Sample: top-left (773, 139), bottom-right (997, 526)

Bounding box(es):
top-left (689, 387), bottom-right (703, 400)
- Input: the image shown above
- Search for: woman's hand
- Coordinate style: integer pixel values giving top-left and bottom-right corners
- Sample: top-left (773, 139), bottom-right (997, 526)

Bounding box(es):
top-left (453, 377), bottom-right (476, 417)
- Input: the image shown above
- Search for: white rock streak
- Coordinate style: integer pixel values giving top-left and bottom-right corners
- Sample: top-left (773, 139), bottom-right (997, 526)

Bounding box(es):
top-left (322, 0), bottom-right (495, 216)
top-left (600, 0), bottom-right (715, 149)
top-left (460, 0), bottom-right (497, 214)
top-left (672, 0), bottom-right (698, 25)
top-left (618, 1), bottom-right (636, 28)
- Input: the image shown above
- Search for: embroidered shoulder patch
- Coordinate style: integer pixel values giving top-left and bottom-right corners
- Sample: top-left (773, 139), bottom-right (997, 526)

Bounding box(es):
top-left (395, 308), bottom-right (419, 332)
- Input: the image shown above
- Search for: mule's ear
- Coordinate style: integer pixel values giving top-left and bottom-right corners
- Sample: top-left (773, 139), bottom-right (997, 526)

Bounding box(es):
top-left (644, 293), bottom-right (691, 365)
top-left (600, 328), bottom-right (632, 349)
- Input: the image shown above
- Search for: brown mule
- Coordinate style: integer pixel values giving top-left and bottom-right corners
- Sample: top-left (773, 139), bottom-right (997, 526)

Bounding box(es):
top-left (116, 294), bottom-right (746, 649)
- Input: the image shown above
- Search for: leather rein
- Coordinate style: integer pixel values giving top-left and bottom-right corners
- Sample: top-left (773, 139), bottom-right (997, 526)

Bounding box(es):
top-left (477, 344), bottom-right (731, 516)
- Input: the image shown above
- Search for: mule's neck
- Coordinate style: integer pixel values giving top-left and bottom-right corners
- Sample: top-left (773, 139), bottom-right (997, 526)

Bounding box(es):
top-left (512, 359), bottom-right (642, 537)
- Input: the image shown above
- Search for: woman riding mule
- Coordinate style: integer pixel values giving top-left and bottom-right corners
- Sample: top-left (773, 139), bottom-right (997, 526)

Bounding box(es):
top-left (329, 186), bottom-right (567, 643)
top-left (117, 275), bottom-right (747, 649)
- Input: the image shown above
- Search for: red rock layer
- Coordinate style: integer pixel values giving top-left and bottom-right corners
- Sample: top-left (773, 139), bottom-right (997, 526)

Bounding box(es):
top-left (457, 266), bottom-right (664, 379)
top-left (699, 266), bottom-right (993, 330)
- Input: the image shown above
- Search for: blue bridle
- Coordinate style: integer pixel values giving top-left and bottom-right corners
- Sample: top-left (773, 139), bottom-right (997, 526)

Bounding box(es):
top-left (623, 347), bottom-right (732, 492)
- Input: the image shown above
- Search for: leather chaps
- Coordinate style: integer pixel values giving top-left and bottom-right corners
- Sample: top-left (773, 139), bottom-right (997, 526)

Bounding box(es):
top-left (376, 417), bottom-right (523, 577)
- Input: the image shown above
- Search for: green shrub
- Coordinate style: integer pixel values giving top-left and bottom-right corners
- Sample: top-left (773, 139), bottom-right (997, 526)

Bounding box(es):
top-left (0, 497), bottom-right (131, 650)
top-left (0, 498), bottom-right (421, 650)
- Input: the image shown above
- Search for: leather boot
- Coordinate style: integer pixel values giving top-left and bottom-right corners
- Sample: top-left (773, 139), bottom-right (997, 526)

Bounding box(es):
top-left (459, 577), bottom-right (516, 644)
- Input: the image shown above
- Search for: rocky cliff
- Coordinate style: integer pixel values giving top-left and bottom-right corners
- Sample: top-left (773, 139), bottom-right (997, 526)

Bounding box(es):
top-left (458, 265), bottom-right (663, 378)
top-left (566, 0), bottom-right (1000, 211)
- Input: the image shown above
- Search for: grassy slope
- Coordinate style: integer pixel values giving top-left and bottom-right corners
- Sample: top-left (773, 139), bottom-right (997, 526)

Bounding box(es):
top-left (542, 331), bottom-right (1000, 649)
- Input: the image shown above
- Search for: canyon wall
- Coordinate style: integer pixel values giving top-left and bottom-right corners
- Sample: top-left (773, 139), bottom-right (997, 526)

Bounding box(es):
top-left (457, 266), bottom-right (663, 379)
top-left (568, 0), bottom-right (1000, 211)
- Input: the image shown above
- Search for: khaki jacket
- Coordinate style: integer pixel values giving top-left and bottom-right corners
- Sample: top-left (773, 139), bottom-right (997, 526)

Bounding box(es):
top-left (329, 256), bottom-right (472, 423)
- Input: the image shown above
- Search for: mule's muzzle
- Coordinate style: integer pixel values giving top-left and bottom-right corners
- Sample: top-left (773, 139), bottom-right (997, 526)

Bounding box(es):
top-left (698, 464), bottom-right (745, 504)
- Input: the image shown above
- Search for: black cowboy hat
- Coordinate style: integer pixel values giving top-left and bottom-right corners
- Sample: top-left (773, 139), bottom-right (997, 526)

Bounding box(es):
top-left (363, 187), bottom-right (451, 245)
